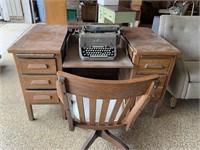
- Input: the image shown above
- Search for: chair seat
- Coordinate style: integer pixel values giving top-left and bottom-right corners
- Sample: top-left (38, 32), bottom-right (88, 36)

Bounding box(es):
top-left (71, 95), bottom-right (124, 122)
top-left (185, 61), bottom-right (200, 82)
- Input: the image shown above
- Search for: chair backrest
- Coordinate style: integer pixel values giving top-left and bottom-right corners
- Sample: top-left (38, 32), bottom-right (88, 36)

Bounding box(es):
top-left (158, 15), bottom-right (200, 61)
top-left (57, 71), bottom-right (159, 131)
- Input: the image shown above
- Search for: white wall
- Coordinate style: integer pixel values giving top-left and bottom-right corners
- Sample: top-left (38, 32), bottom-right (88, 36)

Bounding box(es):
top-left (0, 0), bottom-right (10, 21)
top-left (21, 0), bottom-right (32, 23)
top-left (0, 3), bottom-right (3, 19)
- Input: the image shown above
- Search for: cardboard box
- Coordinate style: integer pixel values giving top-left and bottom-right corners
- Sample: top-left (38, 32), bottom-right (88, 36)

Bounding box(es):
top-left (97, 0), bottom-right (119, 5)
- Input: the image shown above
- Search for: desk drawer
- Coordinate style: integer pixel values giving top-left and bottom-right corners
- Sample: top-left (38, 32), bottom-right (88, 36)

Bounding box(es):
top-left (23, 75), bottom-right (57, 89)
top-left (152, 75), bottom-right (166, 100)
top-left (25, 90), bottom-right (59, 104)
top-left (98, 12), bottom-right (104, 23)
top-left (136, 75), bottom-right (166, 88)
top-left (19, 59), bottom-right (56, 74)
top-left (106, 12), bottom-right (114, 22)
top-left (135, 75), bottom-right (166, 101)
top-left (151, 87), bottom-right (163, 101)
top-left (158, 75), bottom-right (166, 87)
top-left (137, 58), bottom-right (170, 74)
top-left (104, 8), bottom-right (114, 22)
top-left (115, 12), bottom-right (135, 23)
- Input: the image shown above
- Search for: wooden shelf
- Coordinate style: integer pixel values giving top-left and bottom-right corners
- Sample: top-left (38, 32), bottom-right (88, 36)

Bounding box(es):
top-left (63, 37), bottom-right (133, 69)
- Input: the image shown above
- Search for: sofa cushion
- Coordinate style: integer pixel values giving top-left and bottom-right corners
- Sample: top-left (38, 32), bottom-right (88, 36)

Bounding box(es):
top-left (158, 15), bottom-right (200, 61)
top-left (185, 61), bottom-right (200, 82)
top-left (186, 83), bottom-right (200, 99)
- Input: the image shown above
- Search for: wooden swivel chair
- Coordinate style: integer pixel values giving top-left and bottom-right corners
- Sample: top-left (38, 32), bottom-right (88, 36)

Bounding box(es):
top-left (56, 71), bottom-right (159, 149)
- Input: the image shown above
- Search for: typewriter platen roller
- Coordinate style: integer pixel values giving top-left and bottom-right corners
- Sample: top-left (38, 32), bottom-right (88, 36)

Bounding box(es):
top-left (79, 25), bottom-right (122, 61)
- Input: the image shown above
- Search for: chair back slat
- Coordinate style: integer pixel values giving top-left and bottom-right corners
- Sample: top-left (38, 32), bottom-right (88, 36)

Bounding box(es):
top-left (89, 98), bottom-right (96, 125)
top-left (57, 71), bottom-right (159, 130)
top-left (76, 95), bottom-right (86, 123)
top-left (117, 98), bottom-right (135, 124)
top-left (108, 99), bottom-right (123, 125)
top-left (99, 99), bottom-right (110, 125)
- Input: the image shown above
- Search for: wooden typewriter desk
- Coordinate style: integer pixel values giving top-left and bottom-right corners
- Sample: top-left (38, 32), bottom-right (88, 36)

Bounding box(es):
top-left (8, 25), bottom-right (181, 120)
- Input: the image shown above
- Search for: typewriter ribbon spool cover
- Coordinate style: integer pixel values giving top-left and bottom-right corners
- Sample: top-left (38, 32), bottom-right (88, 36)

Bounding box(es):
top-left (79, 25), bottom-right (121, 61)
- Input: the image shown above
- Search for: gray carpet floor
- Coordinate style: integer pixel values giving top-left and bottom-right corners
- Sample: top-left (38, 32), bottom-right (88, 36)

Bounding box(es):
top-left (0, 52), bottom-right (199, 149)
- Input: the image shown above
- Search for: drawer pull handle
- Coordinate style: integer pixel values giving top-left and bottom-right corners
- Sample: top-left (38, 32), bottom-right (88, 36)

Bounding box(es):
top-left (145, 64), bottom-right (163, 69)
top-left (28, 64), bottom-right (48, 69)
top-left (31, 80), bottom-right (50, 85)
top-left (34, 95), bottom-right (51, 100)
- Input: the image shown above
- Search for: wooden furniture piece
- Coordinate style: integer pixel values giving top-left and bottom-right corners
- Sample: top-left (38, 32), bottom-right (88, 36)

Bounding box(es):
top-left (8, 25), bottom-right (181, 120)
top-left (56, 71), bottom-right (159, 149)
top-left (81, 4), bottom-right (97, 22)
top-left (8, 25), bottom-right (68, 120)
top-left (159, 15), bottom-right (200, 108)
top-left (131, 0), bottom-right (142, 25)
top-left (124, 27), bottom-right (181, 117)
top-left (44, 0), bottom-right (67, 24)
top-left (98, 5), bottom-right (136, 26)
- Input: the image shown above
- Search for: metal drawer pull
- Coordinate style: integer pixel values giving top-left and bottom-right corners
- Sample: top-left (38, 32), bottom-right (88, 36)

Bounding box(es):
top-left (144, 64), bottom-right (163, 69)
top-left (31, 80), bottom-right (50, 85)
top-left (28, 64), bottom-right (48, 69)
top-left (34, 95), bottom-right (51, 100)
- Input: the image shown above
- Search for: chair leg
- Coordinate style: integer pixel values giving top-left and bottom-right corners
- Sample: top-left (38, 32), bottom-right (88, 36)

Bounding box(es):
top-left (170, 97), bottom-right (177, 108)
top-left (60, 102), bottom-right (67, 119)
top-left (101, 130), bottom-right (129, 150)
top-left (81, 130), bottom-right (100, 150)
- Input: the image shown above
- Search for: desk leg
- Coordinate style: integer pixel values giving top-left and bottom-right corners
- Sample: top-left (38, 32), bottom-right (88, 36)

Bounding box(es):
top-left (25, 101), bottom-right (34, 121)
top-left (152, 98), bottom-right (164, 117)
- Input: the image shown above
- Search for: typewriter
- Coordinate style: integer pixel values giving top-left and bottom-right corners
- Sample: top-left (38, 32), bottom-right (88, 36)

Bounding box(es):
top-left (79, 25), bottom-right (122, 61)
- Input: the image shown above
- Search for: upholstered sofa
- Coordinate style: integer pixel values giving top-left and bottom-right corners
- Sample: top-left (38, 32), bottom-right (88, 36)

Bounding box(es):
top-left (158, 15), bottom-right (200, 107)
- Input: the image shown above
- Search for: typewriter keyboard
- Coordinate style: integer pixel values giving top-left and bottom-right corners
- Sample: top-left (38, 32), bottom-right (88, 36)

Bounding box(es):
top-left (81, 46), bottom-right (116, 60)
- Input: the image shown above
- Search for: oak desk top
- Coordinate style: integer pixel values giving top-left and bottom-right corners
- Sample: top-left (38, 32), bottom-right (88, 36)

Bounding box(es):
top-left (124, 27), bottom-right (181, 56)
top-left (8, 25), bottom-right (68, 54)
